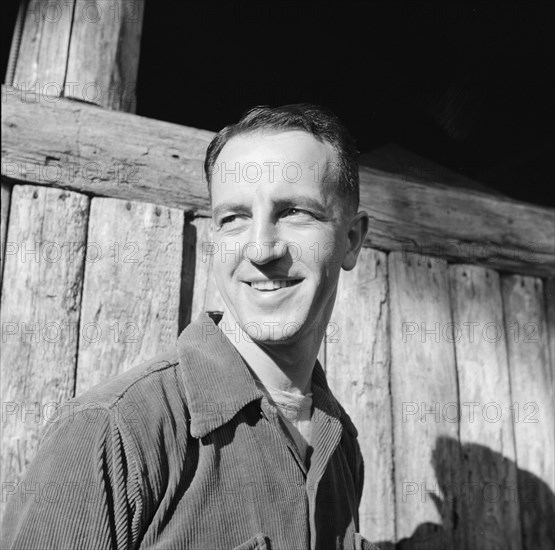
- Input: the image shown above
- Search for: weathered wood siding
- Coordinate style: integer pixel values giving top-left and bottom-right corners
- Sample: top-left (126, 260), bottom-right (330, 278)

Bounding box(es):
top-left (185, 217), bottom-right (225, 320)
top-left (1, 183), bottom-right (554, 547)
top-left (450, 266), bottom-right (520, 550)
top-left (65, 0), bottom-right (144, 112)
top-left (75, 199), bottom-right (185, 394)
top-left (1, 185), bottom-right (88, 493)
top-left (388, 253), bottom-right (461, 549)
top-left (501, 275), bottom-right (554, 549)
top-left (327, 248), bottom-right (394, 545)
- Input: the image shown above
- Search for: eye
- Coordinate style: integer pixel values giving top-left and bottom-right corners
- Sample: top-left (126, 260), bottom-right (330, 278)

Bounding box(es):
top-left (219, 213), bottom-right (249, 228)
top-left (221, 214), bottom-right (238, 225)
top-left (283, 208), bottom-right (313, 218)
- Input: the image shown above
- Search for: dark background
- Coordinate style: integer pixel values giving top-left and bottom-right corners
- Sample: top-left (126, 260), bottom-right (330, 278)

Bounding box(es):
top-left (3, 1), bottom-right (554, 207)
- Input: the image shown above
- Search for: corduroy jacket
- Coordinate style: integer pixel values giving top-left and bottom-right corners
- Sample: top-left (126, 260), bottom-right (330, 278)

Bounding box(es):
top-left (2, 313), bottom-right (377, 549)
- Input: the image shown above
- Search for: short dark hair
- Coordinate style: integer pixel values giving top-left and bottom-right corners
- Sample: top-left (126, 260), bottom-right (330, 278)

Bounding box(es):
top-left (204, 103), bottom-right (360, 213)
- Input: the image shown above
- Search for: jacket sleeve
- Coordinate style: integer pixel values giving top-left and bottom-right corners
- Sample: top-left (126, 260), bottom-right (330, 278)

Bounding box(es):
top-left (1, 405), bottom-right (138, 550)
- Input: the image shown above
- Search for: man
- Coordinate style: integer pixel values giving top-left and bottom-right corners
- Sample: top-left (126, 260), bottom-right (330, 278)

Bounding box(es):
top-left (2, 104), bottom-right (376, 549)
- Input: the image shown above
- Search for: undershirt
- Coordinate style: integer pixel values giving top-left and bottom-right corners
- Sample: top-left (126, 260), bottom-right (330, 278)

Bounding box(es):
top-left (254, 379), bottom-right (313, 464)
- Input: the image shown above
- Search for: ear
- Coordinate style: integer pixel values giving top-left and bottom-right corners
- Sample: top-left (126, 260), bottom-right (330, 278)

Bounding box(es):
top-left (341, 211), bottom-right (369, 271)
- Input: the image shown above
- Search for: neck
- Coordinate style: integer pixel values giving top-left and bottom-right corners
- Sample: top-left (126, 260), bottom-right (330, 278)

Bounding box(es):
top-left (219, 310), bottom-right (321, 395)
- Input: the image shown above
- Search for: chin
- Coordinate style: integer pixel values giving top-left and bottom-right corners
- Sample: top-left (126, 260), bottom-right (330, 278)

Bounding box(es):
top-left (237, 310), bottom-right (309, 344)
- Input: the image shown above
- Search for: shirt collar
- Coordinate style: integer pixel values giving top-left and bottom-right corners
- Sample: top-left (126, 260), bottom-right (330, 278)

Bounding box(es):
top-left (176, 312), bottom-right (358, 439)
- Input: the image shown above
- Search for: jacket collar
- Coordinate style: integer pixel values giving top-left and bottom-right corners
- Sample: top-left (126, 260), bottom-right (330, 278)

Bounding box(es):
top-left (176, 312), bottom-right (358, 439)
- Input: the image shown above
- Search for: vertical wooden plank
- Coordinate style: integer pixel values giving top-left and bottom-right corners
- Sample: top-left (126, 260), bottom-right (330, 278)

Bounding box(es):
top-left (327, 248), bottom-right (394, 546)
top-left (0, 185), bottom-right (88, 505)
top-left (186, 216), bottom-right (225, 320)
top-left (501, 275), bottom-right (554, 549)
top-left (450, 265), bottom-right (521, 550)
top-left (75, 199), bottom-right (184, 394)
top-left (66, 0), bottom-right (145, 112)
top-left (12, 0), bottom-right (75, 90)
top-left (65, 0), bottom-right (153, 396)
top-left (389, 252), bottom-right (461, 549)
top-left (1, 182), bottom-right (12, 289)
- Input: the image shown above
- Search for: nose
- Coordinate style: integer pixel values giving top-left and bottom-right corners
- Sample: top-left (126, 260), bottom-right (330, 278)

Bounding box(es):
top-left (243, 218), bottom-right (285, 265)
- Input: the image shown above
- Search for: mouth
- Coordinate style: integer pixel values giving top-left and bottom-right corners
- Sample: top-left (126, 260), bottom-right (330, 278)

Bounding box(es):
top-left (245, 279), bottom-right (303, 292)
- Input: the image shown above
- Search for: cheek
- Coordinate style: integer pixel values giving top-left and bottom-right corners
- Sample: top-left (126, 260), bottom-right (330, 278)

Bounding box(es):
top-left (301, 232), bottom-right (345, 268)
top-left (213, 237), bottom-right (242, 270)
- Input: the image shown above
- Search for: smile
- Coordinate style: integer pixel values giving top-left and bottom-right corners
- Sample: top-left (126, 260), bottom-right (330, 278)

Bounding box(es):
top-left (247, 279), bottom-right (303, 291)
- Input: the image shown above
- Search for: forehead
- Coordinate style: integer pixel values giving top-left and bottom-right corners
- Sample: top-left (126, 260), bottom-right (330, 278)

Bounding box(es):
top-left (213, 130), bottom-right (337, 185)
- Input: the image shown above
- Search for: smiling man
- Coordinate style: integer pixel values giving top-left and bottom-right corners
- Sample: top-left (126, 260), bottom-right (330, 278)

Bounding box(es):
top-left (2, 104), bottom-right (376, 550)
top-left (210, 124), bottom-right (367, 394)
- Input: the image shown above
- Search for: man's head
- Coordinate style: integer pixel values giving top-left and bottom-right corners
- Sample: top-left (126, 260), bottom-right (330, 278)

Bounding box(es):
top-left (205, 104), bottom-right (368, 347)
top-left (205, 103), bottom-right (360, 216)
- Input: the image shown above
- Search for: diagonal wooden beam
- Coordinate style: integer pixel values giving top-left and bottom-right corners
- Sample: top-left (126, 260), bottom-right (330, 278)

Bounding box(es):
top-left (2, 87), bottom-right (554, 277)
top-left (2, 86), bottom-right (214, 213)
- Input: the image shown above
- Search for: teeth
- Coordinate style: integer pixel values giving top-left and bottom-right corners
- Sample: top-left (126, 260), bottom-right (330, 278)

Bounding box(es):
top-left (251, 280), bottom-right (298, 291)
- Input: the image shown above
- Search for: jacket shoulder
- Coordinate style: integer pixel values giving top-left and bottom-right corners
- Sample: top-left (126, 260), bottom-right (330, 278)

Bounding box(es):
top-left (72, 350), bottom-right (181, 407)
top-left (41, 349), bottom-right (190, 453)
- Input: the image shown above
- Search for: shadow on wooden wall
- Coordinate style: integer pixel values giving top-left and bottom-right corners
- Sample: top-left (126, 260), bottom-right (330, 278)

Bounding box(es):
top-left (374, 437), bottom-right (554, 550)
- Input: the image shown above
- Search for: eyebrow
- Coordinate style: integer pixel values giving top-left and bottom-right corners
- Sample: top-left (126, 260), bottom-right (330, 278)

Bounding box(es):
top-left (211, 196), bottom-right (328, 219)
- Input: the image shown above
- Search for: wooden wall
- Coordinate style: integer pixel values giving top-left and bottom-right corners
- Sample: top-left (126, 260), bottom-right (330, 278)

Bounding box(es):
top-left (1, 185), bottom-right (553, 549)
top-left (330, 251), bottom-right (554, 549)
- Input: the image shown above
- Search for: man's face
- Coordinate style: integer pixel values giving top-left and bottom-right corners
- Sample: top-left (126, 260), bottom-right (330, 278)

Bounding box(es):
top-left (210, 130), bottom-right (364, 345)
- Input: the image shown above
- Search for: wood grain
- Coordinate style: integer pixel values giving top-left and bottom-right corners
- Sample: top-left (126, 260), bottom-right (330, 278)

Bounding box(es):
top-left (185, 216), bottom-right (225, 321)
top-left (68, 0), bottom-right (180, 396)
top-left (501, 274), bottom-right (554, 549)
top-left (3, 0), bottom-right (76, 303)
top-left (389, 252), bottom-right (461, 549)
top-left (1, 0), bottom-right (87, 517)
top-left (12, 0), bottom-right (75, 91)
top-left (0, 185), bottom-right (88, 498)
top-left (1, 88), bottom-right (214, 212)
top-left (449, 265), bottom-right (521, 550)
top-left (75, 198), bottom-right (184, 394)
top-left (358, 166), bottom-right (554, 278)
top-left (66, 0), bottom-right (145, 112)
top-left (2, 90), bottom-right (553, 277)
top-left (327, 247), bottom-right (394, 544)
